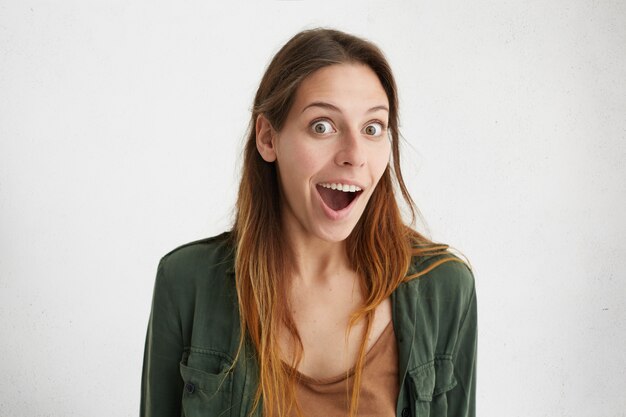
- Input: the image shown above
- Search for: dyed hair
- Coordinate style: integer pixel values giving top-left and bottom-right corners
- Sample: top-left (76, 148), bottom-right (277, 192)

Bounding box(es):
top-left (231, 28), bottom-right (464, 417)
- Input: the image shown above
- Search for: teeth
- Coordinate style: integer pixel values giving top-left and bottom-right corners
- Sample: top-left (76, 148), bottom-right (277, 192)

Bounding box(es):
top-left (318, 182), bottom-right (362, 192)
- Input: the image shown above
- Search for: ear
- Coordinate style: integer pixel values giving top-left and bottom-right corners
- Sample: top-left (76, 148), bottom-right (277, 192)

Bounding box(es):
top-left (255, 114), bottom-right (277, 162)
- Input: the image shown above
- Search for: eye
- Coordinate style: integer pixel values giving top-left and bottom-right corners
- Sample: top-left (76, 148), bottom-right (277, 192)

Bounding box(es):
top-left (311, 120), bottom-right (335, 135)
top-left (363, 121), bottom-right (384, 137)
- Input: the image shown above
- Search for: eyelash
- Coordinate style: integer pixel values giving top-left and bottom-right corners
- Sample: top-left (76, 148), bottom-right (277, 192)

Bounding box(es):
top-left (309, 118), bottom-right (387, 135)
top-left (365, 119), bottom-right (387, 135)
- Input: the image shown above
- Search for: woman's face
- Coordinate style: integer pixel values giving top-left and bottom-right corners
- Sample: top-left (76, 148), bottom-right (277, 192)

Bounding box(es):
top-left (265, 63), bottom-right (391, 243)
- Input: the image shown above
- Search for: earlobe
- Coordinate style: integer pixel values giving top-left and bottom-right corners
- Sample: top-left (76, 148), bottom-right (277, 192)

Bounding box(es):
top-left (255, 114), bottom-right (277, 163)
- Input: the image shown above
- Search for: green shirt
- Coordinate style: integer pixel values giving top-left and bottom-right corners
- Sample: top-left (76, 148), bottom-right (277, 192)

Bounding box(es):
top-left (140, 232), bottom-right (477, 417)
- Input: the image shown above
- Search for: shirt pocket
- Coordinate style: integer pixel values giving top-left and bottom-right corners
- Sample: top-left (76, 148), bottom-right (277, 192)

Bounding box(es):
top-left (179, 350), bottom-right (234, 417)
top-left (408, 357), bottom-right (457, 417)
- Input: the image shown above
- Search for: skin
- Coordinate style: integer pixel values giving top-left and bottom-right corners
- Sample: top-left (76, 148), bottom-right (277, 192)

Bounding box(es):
top-left (256, 63), bottom-right (393, 379)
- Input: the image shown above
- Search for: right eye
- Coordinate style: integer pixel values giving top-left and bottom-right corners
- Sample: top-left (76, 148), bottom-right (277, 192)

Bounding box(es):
top-left (311, 120), bottom-right (335, 135)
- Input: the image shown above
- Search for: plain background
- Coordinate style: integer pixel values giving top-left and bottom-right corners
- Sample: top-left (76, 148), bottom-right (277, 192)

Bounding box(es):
top-left (1, 0), bottom-right (625, 416)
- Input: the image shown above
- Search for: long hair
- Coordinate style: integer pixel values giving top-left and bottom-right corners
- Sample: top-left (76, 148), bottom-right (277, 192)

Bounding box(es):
top-left (231, 28), bottom-right (465, 417)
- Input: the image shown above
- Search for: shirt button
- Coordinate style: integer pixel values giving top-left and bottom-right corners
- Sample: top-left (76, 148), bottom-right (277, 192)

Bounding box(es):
top-left (184, 382), bottom-right (195, 394)
top-left (401, 407), bottom-right (411, 417)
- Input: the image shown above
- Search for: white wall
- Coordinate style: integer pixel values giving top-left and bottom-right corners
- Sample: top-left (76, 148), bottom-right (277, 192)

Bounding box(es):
top-left (1, 0), bottom-right (625, 416)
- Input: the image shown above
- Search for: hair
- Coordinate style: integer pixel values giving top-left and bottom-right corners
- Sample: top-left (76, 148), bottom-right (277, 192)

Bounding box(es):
top-left (231, 28), bottom-right (467, 417)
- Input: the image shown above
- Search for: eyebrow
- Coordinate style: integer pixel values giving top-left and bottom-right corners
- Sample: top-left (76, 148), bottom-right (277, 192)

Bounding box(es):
top-left (301, 101), bottom-right (389, 114)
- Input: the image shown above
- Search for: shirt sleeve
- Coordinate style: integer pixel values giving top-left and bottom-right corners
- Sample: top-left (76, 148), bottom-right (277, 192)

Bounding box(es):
top-left (140, 257), bottom-right (184, 417)
top-left (447, 271), bottom-right (477, 417)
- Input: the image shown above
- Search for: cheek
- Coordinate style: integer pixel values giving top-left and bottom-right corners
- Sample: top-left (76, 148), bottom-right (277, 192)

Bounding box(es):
top-left (370, 141), bottom-right (391, 178)
top-left (277, 140), bottom-right (325, 185)
top-left (276, 146), bottom-right (318, 193)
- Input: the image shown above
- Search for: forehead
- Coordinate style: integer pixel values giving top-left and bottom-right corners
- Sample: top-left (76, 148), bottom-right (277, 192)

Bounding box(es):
top-left (291, 63), bottom-right (389, 113)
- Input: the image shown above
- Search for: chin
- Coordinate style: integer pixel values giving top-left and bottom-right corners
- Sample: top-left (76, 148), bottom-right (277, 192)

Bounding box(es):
top-left (315, 221), bottom-right (359, 243)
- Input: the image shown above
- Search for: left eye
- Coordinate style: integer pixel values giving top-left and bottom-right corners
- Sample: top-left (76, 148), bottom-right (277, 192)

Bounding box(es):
top-left (363, 122), bottom-right (384, 136)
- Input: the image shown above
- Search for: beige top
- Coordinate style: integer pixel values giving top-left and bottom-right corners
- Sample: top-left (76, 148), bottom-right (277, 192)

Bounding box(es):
top-left (288, 321), bottom-right (399, 417)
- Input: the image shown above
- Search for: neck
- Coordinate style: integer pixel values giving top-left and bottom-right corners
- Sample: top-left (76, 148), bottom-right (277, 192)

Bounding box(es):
top-left (282, 222), bottom-right (354, 286)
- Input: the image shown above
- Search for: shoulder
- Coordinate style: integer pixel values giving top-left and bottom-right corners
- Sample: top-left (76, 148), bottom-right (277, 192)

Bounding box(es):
top-left (398, 253), bottom-right (476, 319)
top-left (409, 254), bottom-right (475, 300)
top-left (155, 231), bottom-right (236, 293)
top-left (160, 230), bottom-right (234, 267)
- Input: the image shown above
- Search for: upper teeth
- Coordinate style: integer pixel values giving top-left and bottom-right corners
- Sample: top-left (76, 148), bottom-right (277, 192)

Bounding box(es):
top-left (318, 183), bottom-right (362, 192)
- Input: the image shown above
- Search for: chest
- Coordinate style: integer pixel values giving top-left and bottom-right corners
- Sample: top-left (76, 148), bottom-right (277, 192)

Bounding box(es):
top-left (279, 282), bottom-right (393, 380)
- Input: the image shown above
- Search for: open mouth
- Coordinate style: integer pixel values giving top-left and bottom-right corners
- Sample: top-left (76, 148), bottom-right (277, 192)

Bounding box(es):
top-left (316, 183), bottom-right (363, 211)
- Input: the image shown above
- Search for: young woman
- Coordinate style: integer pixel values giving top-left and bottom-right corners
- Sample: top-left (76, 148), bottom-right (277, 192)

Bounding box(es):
top-left (140, 28), bottom-right (477, 417)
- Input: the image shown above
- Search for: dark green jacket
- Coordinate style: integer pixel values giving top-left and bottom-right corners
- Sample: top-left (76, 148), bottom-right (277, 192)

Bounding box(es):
top-left (140, 232), bottom-right (477, 417)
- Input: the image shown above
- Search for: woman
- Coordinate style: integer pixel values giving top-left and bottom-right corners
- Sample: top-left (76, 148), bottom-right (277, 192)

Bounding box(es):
top-left (140, 28), bottom-right (477, 417)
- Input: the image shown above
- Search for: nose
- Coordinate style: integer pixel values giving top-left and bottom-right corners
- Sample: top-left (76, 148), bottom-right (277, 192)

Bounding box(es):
top-left (334, 128), bottom-right (366, 167)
